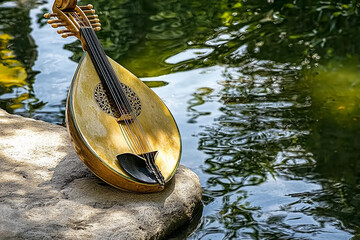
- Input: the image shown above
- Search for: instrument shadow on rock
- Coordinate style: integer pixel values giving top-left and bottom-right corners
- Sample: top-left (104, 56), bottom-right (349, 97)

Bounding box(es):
top-left (44, 0), bottom-right (181, 192)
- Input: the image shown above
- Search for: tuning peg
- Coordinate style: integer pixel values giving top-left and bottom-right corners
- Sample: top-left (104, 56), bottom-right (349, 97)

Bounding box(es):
top-left (57, 29), bottom-right (72, 34)
top-left (83, 9), bottom-right (95, 14)
top-left (61, 33), bottom-right (76, 38)
top-left (91, 23), bottom-right (101, 28)
top-left (93, 27), bottom-right (101, 31)
top-left (79, 4), bottom-right (93, 10)
top-left (87, 14), bottom-right (99, 19)
top-left (90, 19), bottom-right (100, 24)
top-left (51, 23), bottom-right (67, 28)
top-left (47, 19), bottom-right (62, 24)
top-left (44, 13), bottom-right (58, 19)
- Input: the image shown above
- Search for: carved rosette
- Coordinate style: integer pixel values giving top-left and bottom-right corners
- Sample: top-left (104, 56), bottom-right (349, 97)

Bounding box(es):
top-left (94, 83), bottom-right (141, 121)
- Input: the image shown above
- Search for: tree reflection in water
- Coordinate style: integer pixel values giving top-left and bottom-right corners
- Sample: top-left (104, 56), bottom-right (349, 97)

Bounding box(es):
top-left (0, 1), bottom-right (45, 117)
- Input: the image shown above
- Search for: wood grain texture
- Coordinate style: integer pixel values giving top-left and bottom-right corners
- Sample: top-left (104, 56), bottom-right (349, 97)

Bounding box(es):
top-left (66, 53), bottom-right (181, 192)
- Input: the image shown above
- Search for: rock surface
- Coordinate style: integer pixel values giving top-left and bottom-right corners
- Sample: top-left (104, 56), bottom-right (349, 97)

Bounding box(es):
top-left (0, 109), bottom-right (202, 239)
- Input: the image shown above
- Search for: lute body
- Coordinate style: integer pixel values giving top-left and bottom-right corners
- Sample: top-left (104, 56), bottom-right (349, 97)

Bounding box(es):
top-left (67, 53), bottom-right (181, 192)
top-left (46, 0), bottom-right (181, 192)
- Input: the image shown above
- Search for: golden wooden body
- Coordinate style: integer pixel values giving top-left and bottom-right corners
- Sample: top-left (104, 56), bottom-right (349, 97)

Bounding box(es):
top-left (66, 53), bottom-right (181, 192)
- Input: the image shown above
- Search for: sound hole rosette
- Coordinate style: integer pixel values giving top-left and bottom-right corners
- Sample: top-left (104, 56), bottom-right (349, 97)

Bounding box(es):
top-left (94, 82), bottom-right (141, 121)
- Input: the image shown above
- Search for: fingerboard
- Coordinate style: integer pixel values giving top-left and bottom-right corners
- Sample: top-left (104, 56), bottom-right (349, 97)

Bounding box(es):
top-left (80, 27), bottom-right (132, 115)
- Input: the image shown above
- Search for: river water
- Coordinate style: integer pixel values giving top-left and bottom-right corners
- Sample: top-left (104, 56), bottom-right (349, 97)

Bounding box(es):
top-left (1, 0), bottom-right (360, 239)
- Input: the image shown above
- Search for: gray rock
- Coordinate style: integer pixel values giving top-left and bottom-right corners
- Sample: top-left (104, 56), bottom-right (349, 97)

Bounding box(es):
top-left (0, 109), bottom-right (202, 240)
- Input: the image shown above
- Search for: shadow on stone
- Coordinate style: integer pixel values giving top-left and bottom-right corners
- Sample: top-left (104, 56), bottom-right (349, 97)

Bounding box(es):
top-left (0, 109), bottom-right (202, 239)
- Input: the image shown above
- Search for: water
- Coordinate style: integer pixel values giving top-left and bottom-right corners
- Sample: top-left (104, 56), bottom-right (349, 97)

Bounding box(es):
top-left (1, 0), bottom-right (360, 239)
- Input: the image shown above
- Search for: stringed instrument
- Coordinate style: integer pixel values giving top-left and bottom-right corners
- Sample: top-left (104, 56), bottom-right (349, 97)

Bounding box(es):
top-left (44, 0), bottom-right (181, 192)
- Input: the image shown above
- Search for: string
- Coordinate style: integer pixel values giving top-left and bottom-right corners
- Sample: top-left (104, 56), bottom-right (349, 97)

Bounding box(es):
top-left (86, 30), bottom-right (147, 155)
top-left (84, 27), bottom-right (144, 153)
top-left (85, 28), bottom-right (163, 182)
top-left (72, 13), bottom-right (144, 154)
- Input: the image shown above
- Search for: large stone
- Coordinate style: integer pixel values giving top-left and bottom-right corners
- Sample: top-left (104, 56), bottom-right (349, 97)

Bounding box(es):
top-left (0, 109), bottom-right (202, 239)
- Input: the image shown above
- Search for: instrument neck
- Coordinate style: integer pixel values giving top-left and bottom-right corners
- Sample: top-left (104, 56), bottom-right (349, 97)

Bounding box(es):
top-left (80, 27), bottom-right (131, 113)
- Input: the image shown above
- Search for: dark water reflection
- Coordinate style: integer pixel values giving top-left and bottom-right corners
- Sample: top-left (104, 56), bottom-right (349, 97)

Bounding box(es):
top-left (0, 0), bottom-right (45, 118)
top-left (1, 0), bottom-right (360, 239)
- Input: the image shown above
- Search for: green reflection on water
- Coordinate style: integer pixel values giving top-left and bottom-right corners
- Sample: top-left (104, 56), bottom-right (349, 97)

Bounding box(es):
top-left (307, 62), bottom-right (360, 126)
top-left (1, 0), bottom-right (360, 239)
